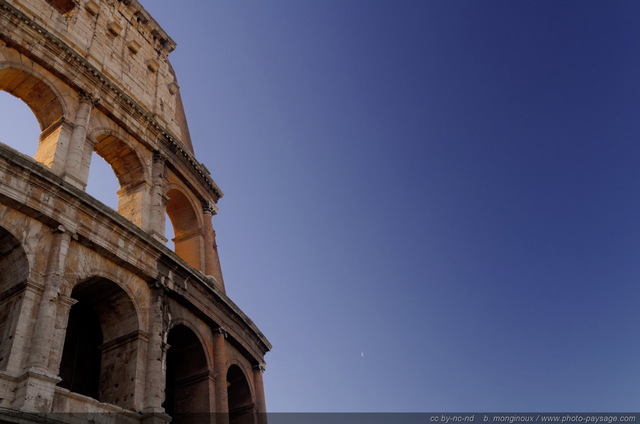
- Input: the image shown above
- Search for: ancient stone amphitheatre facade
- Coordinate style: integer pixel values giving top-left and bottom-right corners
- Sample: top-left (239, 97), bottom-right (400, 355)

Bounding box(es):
top-left (0, 0), bottom-right (270, 422)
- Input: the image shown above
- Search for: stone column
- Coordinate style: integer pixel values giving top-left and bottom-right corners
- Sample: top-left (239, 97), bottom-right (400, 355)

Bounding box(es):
top-left (203, 201), bottom-right (225, 291)
top-left (25, 226), bottom-right (72, 371)
top-left (149, 151), bottom-right (168, 243)
top-left (48, 295), bottom-right (78, 375)
top-left (142, 279), bottom-right (172, 424)
top-left (14, 226), bottom-right (72, 412)
top-left (212, 328), bottom-right (229, 424)
top-left (144, 280), bottom-right (168, 411)
top-left (253, 364), bottom-right (268, 424)
top-left (62, 91), bottom-right (98, 189)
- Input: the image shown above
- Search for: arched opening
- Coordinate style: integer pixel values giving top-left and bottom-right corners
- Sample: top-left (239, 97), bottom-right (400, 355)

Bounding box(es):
top-left (165, 189), bottom-right (202, 269)
top-left (165, 212), bottom-right (175, 249)
top-left (0, 67), bottom-right (67, 169)
top-left (90, 134), bottom-right (147, 226)
top-left (0, 226), bottom-right (29, 371)
top-left (164, 324), bottom-right (210, 422)
top-left (0, 91), bottom-right (40, 157)
top-left (227, 365), bottom-right (255, 424)
top-left (86, 152), bottom-right (120, 210)
top-left (0, 68), bottom-right (64, 131)
top-left (58, 277), bottom-right (140, 409)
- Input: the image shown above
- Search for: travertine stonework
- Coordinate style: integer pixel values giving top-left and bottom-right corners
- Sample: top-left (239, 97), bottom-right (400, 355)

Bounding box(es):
top-left (0, 0), bottom-right (270, 423)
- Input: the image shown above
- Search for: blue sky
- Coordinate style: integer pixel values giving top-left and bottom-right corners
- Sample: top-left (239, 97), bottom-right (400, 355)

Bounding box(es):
top-left (3, 0), bottom-right (640, 413)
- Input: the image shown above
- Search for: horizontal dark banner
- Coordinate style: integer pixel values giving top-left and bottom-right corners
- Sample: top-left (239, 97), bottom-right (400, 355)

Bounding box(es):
top-left (0, 412), bottom-right (639, 424)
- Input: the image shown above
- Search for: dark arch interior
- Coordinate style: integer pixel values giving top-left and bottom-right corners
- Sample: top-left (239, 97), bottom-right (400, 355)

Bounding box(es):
top-left (164, 324), bottom-right (209, 422)
top-left (227, 365), bottom-right (254, 424)
top-left (0, 226), bottom-right (29, 371)
top-left (58, 277), bottom-right (139, 407)
top-left (58, 301), bottom-right (102, 398)
top-left (0, 226), bottom-right (28, 287)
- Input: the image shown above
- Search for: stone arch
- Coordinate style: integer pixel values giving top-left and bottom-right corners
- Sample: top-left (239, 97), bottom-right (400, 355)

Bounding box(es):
top-left (167, 318), bottom-right (213, 367)
top-left (58, 276), bottom-right (141, 409)
top-left (0, 91), bottom-right (40, 157)
top-left (0, 225), bottom-right (29, 371)
top-left (164, 323), bottom-right (212, 421)
top-left (91, 130), bottom-right (150, 227)
top-left (227, 364), bottom-right (255, 424)
top-left (0, 65), bottom-right (66, 132)
top-left (165, 186), bottom-right (204, 269)
top-left (93, 132), bottom-right (148, 188)
top-left (0, 64), bottom-right (70, 170)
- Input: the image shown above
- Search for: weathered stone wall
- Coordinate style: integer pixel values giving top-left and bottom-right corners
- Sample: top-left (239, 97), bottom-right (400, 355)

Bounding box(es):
top-left (6, 0), bottom-right (188, 146)
top-left (0, 0), bottom-right (270, 422)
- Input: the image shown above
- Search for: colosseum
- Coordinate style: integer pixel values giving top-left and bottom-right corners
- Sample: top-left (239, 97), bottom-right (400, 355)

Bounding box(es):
top-left (0, 0), bottom-right (271, 423)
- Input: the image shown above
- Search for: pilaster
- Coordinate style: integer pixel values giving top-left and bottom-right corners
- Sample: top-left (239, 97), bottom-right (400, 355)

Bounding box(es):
top-left (12, 368), bottom-right (61, 413)
top-left (212, 328), bottom-right (229, 424)
top-left (61, 90), bottom-right (99, 189)
top-left (253, 364), bottom-right (267, 424)
top-left (12, 225), bottom-right (73, 412)
top-left (202, 200), bottom-right (225, 291)
top-left (143, 278), bottom-right (169, 414)
top-left (24, 226), bottom-right (72, 372)
top-left (149, 150), bottom-right (168, 243)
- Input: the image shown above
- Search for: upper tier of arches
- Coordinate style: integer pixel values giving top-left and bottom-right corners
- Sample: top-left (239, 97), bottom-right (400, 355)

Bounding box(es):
top-left (0, 58), bottom-right (224, 289)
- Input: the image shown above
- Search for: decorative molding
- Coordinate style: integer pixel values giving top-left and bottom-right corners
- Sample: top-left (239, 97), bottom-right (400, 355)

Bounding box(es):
top-left (213, 327), bottom-right (228, 338)
top-left (150, 276), bottom-right (168, 291)
top-left (152, 150), bottom-right (167, 165)
top-left (203, 200), bottom-right (218, 216)
top-left (84, 1), bottom-right (99, 16)
top-left (107, 21), bottom-right (123, 36)
top-left (147, 59), bottom-right (159, 73)
top-left (127, 40), bottom-right (141, 54)
top-left (78, 89), bottom-right (100, 106)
